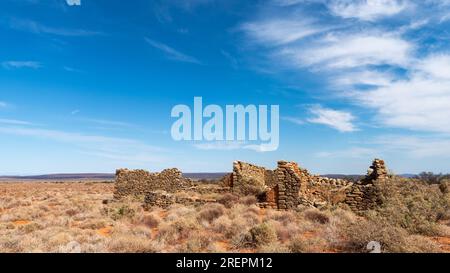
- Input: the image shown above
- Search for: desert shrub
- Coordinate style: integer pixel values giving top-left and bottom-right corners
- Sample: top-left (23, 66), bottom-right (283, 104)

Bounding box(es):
top-left (198, 204), bottom-right (225, 223)
top-left (230, 222), bottom-right (277, 249)
top-left (176, 233), bottom-right (213, 253)
top-left (266, 210), bottom-right (298, 225)
top-left (108, 205), bottom-right (135, 221)
top-left (157, 217), bottom-right (200, 244)
top-left (403, 235), bottom-right (442, 253)
top-left (65, 209), bottom-right (78, 217)
top-left (78, 219), bottom-right (109, 230)
top-left (212, 215), bottom-right (248, 239)
top-left (231, 231), bottom-right (253, 249)
top-left (140, 214), bottom-right (160, 228)
top-left (288, 236), bottom-right (308, 253)
top-left (375, 177), bottom-right (448, 235)
top-left (257, 242), bottom-right (289, 253)
top-left (239, 195), bottom-right (258, 206)
top-left (228, 204), bottom-right (260, 227)
top-left (166, 205), bottom-right (196, 221)
top-left (303, 208), bottom-right (330, 224)
top-left (248, 222), bottom-right (277, 247)
top-left (106, 235), bottom-right (156, 253)
top-left (217, 193), bottom-right (239, 208)
top-left (0, 237), bottom-right (21, 252)
top-left (18, 223), bottom-right (42, 234)
top-left (288, 236), bottom-right (327, 253)
top-left (439, 180), bottom-right (450, 194)
top-left (339, 215), bottom-right (410, 253)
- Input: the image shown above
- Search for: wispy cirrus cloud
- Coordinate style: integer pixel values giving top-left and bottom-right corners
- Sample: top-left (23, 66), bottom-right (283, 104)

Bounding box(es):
top-left (0, 101), bottom-right (8, 108)
top-left (78, 118), bottom-right (137, 128)
top-left (327, 0), bottom-right (410, 21)
top-left (307, 105), bottom-right (357, 132)
top-left (282, 33), bottom-right (413, 70)
top-left (282, 116), bottom-right (305, 125)
top-left (9, 18), bottom-right (103, 37)
top-left (0, 125), bottom-right (166, 164)
top-left (0, 119), bottom-right (34, 126)
top-left (316, 147), bottom-right (377, 158)
top-left (241, 1), bottom-right (450, 137)
top-left (241, 18), bottom-right (325, 46)
top-left (273, 0), bottom-right (410, 21)
top-left (145, 37), bottom-right (201, 64)
top-left (66, 0), bottom-right (81, 6)
top-left (2, 61), bottom-right (41, 69)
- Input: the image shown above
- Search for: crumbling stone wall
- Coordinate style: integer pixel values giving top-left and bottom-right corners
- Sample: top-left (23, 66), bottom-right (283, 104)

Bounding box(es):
top-left (115, 159), bottom-right (387, 214)
top-left (230, 159), bottom-right (387, 213)
top-left (114, 168), bottom-right (193, 199)
top-left (275, 161), bottom-right (303, 209)
top-left (143, 190), bottom-right (216, 210)
top-left (345, 183), bottom-right (382, 212)
top-left (232, 161), bottom-right (272, 190)
top-left (362, 159), bottom-right (389, 184)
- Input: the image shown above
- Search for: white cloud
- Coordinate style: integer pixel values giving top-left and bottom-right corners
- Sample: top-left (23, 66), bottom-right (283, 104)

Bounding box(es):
top-left (10, 18), bottom-right (102, 37)
top-left (307, 105), bottom-right (357, 132)
top-left (327, 0), bottom-right (409, 21)
top-left (145, 37), bottom-right (201, 64)
top-left (272, 0), bottom-right (305, 6)
top-left (416, 54), bottom-right (450, 80)
top-left (0, 102), bottom-right (7, 108)
top-left (64, 66), bottom-right (83, 73)
top-left (240, 3), bottom-right (450, 136)
top-left (359, 72), bottom-right (450, 134)
top-left (283, 33), bottom-right (412, 69)
top-left (221, 50), bottom-right (238, 69)
top-left (332, 69), bottom-right (395, 88)
top-left (372, 135), bottom-right (450, 158)
top-left (0, 119), bottom-right (33, 126)
top-left (0, 126), bottom-right (166, 164)
top-left (316, 147), bottom-right (377, 158)
top-left (282, 116), bottom-right (305, 125)
top-left (78, 118), bottom-right (136, 128)
top-left (2, 61), bottom-right (41, 69)
top-left (242, 18), bottom-right (324, 45)
top-left (66, 0), bottom-right (81, 6)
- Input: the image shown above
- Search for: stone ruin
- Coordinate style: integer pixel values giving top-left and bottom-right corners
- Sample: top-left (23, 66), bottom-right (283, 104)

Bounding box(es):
top-left (113, 159), bottom-right (390, 214)
top-left (114, 168), bottom-right (194, 199)
top-left (361, 159), bottom-right (389, 184)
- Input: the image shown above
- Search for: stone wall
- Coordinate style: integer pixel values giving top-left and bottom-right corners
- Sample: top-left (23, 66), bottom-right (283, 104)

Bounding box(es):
top-left (114, 168), bottom-right (193, 199)
top-left (362, 158), bottom-right (389, 184)
top-left (231, 161), bottom-right (277, 192)
top-left (344, 183), bottom-right (382, 212)
top-left (230, 159), bottom-right (386, 213)
top-left (143, 190), bottom-right (217, 210)
top-left (275, 161), bottom-right (303, 209)
top-left (114, 159), bottom-right (387, 214)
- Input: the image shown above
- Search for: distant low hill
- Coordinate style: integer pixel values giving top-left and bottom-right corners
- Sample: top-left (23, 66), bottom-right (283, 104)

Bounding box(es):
top-left (0, 173), bottom-right (115, 180)
top-left (0, 173), bottom-right (417, 181)
top-left (0, 172), bottom-right (229, 181)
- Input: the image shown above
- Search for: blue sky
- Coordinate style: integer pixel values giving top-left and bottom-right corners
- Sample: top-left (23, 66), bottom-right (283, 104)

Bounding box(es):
top-left (1, 0), bottom-right (450, 175)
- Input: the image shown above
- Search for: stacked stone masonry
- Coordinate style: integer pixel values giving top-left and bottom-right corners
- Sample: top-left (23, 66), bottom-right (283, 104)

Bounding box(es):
top-left (114, 168), bottom-right (194, 199)
top-left (114, 158), bottom-right (388, 213)
top-left (231, 159), bottom-right (388, 213)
